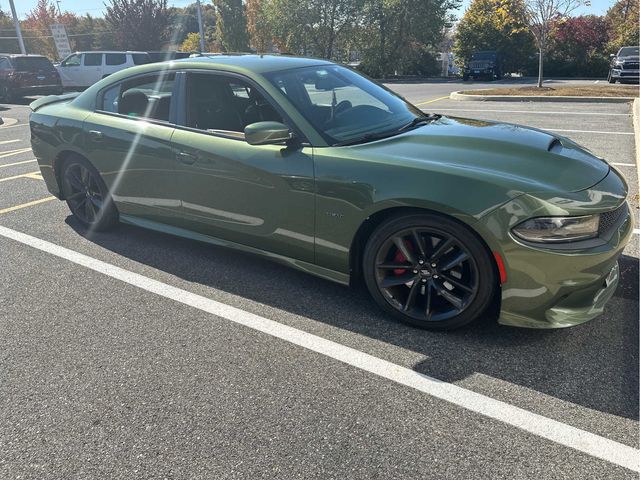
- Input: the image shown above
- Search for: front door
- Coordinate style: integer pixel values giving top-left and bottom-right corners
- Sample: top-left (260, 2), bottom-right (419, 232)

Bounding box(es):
top-left (171, 71), bottom-right (315, 263)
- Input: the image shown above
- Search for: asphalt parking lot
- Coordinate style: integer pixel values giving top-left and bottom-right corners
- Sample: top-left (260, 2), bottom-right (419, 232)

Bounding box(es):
top-left (0, 81), bottom-right (638, 479)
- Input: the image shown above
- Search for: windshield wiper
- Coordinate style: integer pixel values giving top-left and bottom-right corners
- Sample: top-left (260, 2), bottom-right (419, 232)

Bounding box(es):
top-left (333, 114), bottom-right (440, 147)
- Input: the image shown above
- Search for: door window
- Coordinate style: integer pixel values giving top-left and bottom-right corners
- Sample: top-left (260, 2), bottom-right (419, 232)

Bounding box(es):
top-left (184, 73), bottom-right (282, 136)
top-left (105, 53), bottom-right (126, 66)
top-left (99, 72), bottom-right (176, 122)
top-left (61, 54), bottom-right (81, 67)
top-left (84, 53), bottom-right (103, 66)
top-left (0, 58), bottom-right (10, 69)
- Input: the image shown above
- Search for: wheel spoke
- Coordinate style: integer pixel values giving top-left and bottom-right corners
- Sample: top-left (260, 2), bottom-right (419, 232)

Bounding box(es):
top-left (430, 237), bottom-right (453, 262)
top-left (393, 236), bottom-right (416, 264)
top-left (411, 229), bottom-right (427, 258)
top-left (440, 251), bottom-right (469, 271)
top-left (378, 262), bottom-right (412, 270)
top-left (425, 280), bottom-right (433, 320)
top-left (84, 197), bottom-right (95, 221)
top-left (438, 273), bottom-right (474, 293)
top-left (67, 191), bottom-right (85, 201)
top-left (89, 196), bottom-right (103, 210)
top-left (403, 280), bottom-right (421, 311)
top-left (435, 284), bottom-right (464, 310)
top-left (380, 272), bottom-right (415, 288)
top-left (80, 166), bottom-right (90, 186)
top-left (67, 169), bottom-right (84, 191)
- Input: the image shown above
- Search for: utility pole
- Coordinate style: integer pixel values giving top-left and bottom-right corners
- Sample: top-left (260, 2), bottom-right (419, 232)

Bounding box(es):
top-left (56, 1), bottom-right (63, 16)
top-left (8, 0), bottom-right (26, 55)
top-left (195, 0), bottom-right (205, 53)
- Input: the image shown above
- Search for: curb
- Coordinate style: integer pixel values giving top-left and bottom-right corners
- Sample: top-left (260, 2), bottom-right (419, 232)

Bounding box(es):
top-left (450, 90), bottom-right (636, 103)
top-left (632, 98), bottom-right (640, 188)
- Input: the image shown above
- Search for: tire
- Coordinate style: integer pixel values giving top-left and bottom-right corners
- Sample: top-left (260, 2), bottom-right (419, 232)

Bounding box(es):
top-left (608, 71), bottom-right (616, 84)
top-left (363, 213), bottom-right (497, 330)
top-left (1, 84), bottom-right (15, 103)
top-left (462, 75), bottom-right (469, 81)
top-left (61, 155), bottom-right (119, 231)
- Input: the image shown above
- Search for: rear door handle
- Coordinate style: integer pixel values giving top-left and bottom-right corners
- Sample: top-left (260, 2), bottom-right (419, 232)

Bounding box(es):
top-left (176, 151), bottom-right (197, 165)
top-left (88, 130), bottom-right (103, 141)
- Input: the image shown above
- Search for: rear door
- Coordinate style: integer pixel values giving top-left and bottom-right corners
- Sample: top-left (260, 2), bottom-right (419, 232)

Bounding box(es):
top-left (170, 70), bottom-right (316, 262)
top-left (103, 53), bottom-right (127, 78)
top-left (82, 71), bottom-right (181, 224)
top-left (81, 53), bottom-right (103, 86)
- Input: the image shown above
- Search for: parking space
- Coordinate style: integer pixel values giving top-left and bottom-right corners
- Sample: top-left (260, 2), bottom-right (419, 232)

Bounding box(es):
top-left (0, 86), bottom-right (638, 478)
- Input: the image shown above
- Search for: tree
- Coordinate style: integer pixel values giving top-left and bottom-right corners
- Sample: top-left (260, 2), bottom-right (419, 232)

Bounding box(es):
top-left (523, 0), bottom-right (585, 87)
top-left (180, 31), bottom-right (220, 51)
top-left (23, 0), bottom-right (77, 59)
top-left (453, 0), bottom-right (534, 75)
top-left (166, 3), bottom-right (216, 48)
top-left (605, 0), bottom-right (639, 52)
top-left (545, 15), bottom-right (610, 77)
top-left (213, 0), bottom-right (249, 52)
top-left (105, 0), bottom-right (170, 51)
top-left (246, 0), bottom-right (271, 53)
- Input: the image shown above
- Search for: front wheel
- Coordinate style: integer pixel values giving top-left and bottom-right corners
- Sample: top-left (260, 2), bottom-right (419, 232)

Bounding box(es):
top-left (61, 156), bottom-right (118, 231)
top-left (363, 214), bottom-right (497, 330)
top-left (608, 71), bottom-right (616, 84)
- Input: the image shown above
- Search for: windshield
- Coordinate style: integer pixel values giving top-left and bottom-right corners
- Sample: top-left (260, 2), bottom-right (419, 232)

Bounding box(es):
top-left (471, 52), bottom-right (496, 60)
top-left (14, 57), bottom-right (55, 71)
top-left (618, 47), bottom-right (639, 57)
top-left (264, 65), bottom-right (425, 146)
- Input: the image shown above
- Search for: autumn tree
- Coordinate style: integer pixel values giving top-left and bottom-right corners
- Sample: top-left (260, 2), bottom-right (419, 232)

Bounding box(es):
top-left (523, 0), bottom-right (585, 87)
top-left (23, 0), bottom-right (76, 59)
top-left (246, 0), bottom-right (271, 53)
top-left (213, 0), bottom-right (249, 52)
top-left (105, 0), bottom-right (171, 50)
top-left (453, 0), bottom-right (534, 75)
top-left (605, 0), bottom-right (639, 52)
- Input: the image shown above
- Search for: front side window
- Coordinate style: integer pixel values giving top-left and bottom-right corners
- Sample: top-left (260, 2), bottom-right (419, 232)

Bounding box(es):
top-left (61, 54), bottom-right (81, 67)
top-left (99, 72), bottom-right (175, 122)
top-left (184, 73), bottom-right (282, 136)
top-left (84, 53), bottom-right (102, 66)
top-left (264, 65), bottom-right (425, 146)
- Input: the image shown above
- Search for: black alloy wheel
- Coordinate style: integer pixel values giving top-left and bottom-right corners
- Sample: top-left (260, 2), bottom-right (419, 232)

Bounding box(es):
top-left (363, 214), bottom-right (496, 330)
top-left (62, 157), bottom-right (118, 231)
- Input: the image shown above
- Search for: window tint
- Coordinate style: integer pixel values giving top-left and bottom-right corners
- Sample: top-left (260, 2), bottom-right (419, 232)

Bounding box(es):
top-left (184, 73), bottom-right (282, 135)
top-left (99, 72), bottom-right (175, 122)
top-left (132, 53), bottom-right (151, 65)
top-left (0, 58), bottom-right (10, 69)
top-left (84, 53), bottom-right (102, 66)
top-left (105, 53), bottom-right (126, 66)
top-left (15, 57), bottom-right (55, 71)
top-left (62, 54), bottom-right (81, 67)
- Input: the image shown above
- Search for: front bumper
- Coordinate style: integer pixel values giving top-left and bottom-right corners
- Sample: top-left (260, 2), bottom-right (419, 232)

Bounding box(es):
top-left (610, 68), bottom-right (639, 80)
top-left (478, 168), bottom-right (633, 328)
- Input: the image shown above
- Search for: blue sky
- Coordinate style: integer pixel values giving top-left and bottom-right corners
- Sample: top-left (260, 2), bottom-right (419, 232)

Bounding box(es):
top-left (13, 0), bottom-right (614, 19)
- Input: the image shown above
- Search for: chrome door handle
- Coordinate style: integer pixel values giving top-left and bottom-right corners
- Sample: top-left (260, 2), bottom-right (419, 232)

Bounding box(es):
top-left (177, 151), bottom-right (197, 165)
top-left (88, 130), bottom-right (103, 141)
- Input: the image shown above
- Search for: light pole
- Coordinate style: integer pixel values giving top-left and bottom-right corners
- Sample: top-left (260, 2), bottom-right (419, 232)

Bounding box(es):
top-left (8, 0), bottom-right (26, 55)
top-left (195, 0), bottom-right (205, 53)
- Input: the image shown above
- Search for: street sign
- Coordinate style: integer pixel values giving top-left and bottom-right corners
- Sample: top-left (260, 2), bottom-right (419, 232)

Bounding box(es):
top-left (49, 24), bottom-right (72, 60)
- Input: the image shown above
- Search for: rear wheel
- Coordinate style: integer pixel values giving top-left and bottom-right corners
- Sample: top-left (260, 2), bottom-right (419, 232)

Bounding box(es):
top-left (363, 214), bottom-right (497, 330)
top-left (1, 84), bottom-right (15, 102)
top-left (61, 156), bottom-right (118, 231)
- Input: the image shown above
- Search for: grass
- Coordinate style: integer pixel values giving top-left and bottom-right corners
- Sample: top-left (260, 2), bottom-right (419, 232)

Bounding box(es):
top-left (460, 85), bottom-right (639, 97)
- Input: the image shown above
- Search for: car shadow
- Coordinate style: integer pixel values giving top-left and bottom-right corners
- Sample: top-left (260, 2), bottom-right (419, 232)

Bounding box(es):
top-left (67, 217), bottom-right (639, 421)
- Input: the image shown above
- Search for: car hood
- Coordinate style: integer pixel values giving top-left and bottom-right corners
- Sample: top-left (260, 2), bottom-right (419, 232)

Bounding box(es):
top-left (348, 116), bottom-right (609, 194)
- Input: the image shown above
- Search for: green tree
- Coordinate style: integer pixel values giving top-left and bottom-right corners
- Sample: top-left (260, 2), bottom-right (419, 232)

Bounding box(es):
top-left (246, 0), bottom-right (271, 53)
top-left (213, 0), bottom-right (249, 52)
top-left (105, 0), bottom-right (170, 50)
top-left (166, 3), bottom-right (216, 48)
top-left (453, 0), bottom-right (534, 75)
top-left (605, 0), bottom-right (639, 52)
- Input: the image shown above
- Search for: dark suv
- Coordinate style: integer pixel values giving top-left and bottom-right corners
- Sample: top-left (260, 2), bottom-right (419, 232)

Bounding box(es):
top-left (0, 54), bottom-right (63, 102)
top-left (463, 51), bottom-right (501, 81)
top-left (608, 46), bottom-right (639, 83)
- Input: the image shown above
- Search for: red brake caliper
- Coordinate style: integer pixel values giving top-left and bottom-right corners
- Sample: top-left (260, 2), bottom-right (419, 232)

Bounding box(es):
top-left (393, 241), bottom-right (413, 276)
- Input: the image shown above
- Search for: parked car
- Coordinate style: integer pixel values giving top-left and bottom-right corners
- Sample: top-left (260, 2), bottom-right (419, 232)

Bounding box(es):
top-left (463, 51), bottom-right (501, 81)
top-left (0, 54), bottom-right (62, 101)
top-left (147, 51), bottom-right (194, 63)
top-left (608, 46), bottom-right (639, 83)
top-left (29, 55), bottom-right (632, 330)
top-left (56, 51), bottom-right (151, 89)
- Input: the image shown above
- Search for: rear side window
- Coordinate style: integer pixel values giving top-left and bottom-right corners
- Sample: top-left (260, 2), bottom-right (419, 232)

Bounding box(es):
top-left (84, 53), bottom-right (102, 66)
top-left (0, 58), bottom-right (11, 69)
top-left (15, 57), bottom-right (55, 71)
top-left (99, 72), bottom-right (175, 122)
top-left (105, 53), bottom-right (126, 66)
top-left (131, 53), bottom-right (151, 65)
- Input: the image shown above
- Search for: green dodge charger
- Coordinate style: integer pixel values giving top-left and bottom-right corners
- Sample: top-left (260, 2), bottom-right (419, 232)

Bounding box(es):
top-left (29, 55), bottom-right (633, 330)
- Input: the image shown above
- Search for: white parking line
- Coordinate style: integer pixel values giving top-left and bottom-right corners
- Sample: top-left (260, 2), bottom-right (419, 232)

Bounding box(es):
top-left (633, 229), bottom-right (640, 235)
top-left (0, 159), bottom-right (37, 168)
top-left (611, 162), bottom-right (636, 167)
top-left (547, 128), bottom-right (634, 136)
top-left (0, 224), bottom-right (637, 473)
top-left (430, 108), bottom-right (629, 116)
top-left (0, 139), bottom-right (21, 145)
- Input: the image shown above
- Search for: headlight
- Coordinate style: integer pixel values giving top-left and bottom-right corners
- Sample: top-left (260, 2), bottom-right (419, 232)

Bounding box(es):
top-left (614, 61), bottom-right (624, 67)
top-left (512, 215), bottom-right (600, 243)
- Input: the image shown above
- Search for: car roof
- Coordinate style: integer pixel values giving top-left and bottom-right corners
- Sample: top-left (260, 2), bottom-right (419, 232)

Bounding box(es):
top-left (172, 54), bottom-right (333, 74)
top-left (70, 51), bottom-right (149, 54)
top-left (0, 53), bottom-right (48, 58)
